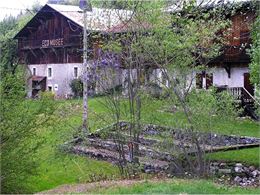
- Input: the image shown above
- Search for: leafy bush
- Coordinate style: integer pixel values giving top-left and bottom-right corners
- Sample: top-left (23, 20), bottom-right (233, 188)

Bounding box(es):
top-left (69, 78), bottom-right (83, 98)
top-left (105, 84), bottom-right (123, 95)
top-left (186, 88), bottom-right (239, 126)
top-left (39, 91), bottom-right (55, 100)
top-left (145, 82), bottom-right (162, 98)
top-left (0, 72), bottom-right (56, 193)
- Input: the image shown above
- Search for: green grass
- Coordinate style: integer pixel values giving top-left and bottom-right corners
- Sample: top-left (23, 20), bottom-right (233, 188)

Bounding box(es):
top-left (20, 97), bottom-right (260, 193)
top-left (206, 147), bottom-right (260, 167)
top-left (78, 97), bottom-right (260, 137)
top-left (139, 98), bottom-right (260, 138)
top-left (21, 98), bottom-right (120, 193)
top-left (93, 179), bottom-right (260, 194)
top-left (26, 154), bottom-right (118, 193)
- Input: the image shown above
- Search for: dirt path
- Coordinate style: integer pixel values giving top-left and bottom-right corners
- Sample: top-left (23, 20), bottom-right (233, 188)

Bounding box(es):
top-left (37, 178), bottom-right (171, 194)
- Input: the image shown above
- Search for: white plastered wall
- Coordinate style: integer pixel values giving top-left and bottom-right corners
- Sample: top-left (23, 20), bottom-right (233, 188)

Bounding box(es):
top-left (28, 63), bottom-right (83, 98)
top-left (212, 67), bottom-right (249, 88)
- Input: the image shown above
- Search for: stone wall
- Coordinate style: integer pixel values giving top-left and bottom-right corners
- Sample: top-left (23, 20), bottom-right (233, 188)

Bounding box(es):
top-left (210, 162), bottom-right (260, 187)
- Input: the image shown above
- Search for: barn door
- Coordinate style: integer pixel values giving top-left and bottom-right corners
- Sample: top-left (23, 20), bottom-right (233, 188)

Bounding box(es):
top-left (244, 73), bottom-right (254, 96)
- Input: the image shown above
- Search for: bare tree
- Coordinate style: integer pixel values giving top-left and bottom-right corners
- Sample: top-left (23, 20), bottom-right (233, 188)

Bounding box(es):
top-left (83, 0), bottom-right (239, 177)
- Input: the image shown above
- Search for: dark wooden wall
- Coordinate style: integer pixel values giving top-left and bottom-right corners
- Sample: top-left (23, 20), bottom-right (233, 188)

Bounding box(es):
top-left (17, 6), bottom-right (83, 64)
top-left (213, 10), bottom-right (255, 64)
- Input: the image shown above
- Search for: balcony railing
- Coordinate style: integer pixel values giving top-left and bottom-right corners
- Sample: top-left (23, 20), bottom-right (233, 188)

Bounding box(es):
top-left (217, 86), bottom-right (260, 106)
top-left (226, 87), bottom-right (242, 100)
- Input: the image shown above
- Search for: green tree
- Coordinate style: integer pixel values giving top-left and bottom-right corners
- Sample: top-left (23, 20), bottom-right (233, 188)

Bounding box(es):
top-left (99, 0), bottom-right (238, 177)
top-left (0, 10), bottom-right (54, 194)
top-left (0, 68), bottom-right (56, 193)
top-left (248, 9), bottom-right (260, 113)
top-left (0, 13), bottom-right (33, 76)
top-left (249, 13), bottom-right (260, 85)
top-left (70, 78), bottom-right (83, 97)
top-left (0, 16), bottom-right (19, 75)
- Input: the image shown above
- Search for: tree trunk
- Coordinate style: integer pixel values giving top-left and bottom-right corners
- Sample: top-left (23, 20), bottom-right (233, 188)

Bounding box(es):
top-left (82, 10), bottom-right (88, 136)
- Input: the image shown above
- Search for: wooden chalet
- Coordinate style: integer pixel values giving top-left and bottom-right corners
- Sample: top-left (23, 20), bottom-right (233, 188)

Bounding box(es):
top-left (14, 4), bottom-right (132, 98)
top-left (14, 2), bottom-right (258, 117)
top-left (194, 1), bottom-right (258, 115)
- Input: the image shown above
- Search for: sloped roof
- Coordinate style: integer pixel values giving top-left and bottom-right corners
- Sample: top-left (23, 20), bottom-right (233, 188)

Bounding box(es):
top-left (14, 3), bottom-right (134, 38)
top-left (164, 0), bottom-right (255, 13)
top-left (47, 4), bottom-right (133, 31)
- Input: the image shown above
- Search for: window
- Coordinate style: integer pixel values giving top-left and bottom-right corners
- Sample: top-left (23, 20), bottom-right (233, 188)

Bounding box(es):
top-left (32, 67), bottom-right (36, 76)
top-left (206, 73), bottom-right (213, 89)
top-left (54, 84), bottom-right (58, 91)
top-left (196, 72), bottom-right (213, 89)
top-left (48, 67), bottom-right (52, 78)
top-left (74, 67), bottom-right (78, 78)
top-left (196, 73), bottom-right (203, 89)
top-left (48, 85), bottom-right (53, 91)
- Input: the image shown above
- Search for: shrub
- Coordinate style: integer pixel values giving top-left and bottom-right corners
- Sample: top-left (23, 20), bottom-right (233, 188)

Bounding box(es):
top-left (0, 72), bottom-right (56, 193)
top-left (105, 84), bottom-right (123, 95)
top-left (145, 82), bottom-right (162, 98)
top-left (70, 78), bottom-right (83, 98)
top-left (39, 91), bottom-right (55, 100)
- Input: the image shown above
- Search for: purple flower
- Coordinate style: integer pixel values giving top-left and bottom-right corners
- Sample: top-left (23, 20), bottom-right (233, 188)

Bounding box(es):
top-left (93, 49), bottom-right (122, 69)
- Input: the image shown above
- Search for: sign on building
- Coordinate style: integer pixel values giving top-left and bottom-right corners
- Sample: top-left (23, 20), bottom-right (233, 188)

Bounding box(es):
top-left (42, 38), bottom-right (64, 48)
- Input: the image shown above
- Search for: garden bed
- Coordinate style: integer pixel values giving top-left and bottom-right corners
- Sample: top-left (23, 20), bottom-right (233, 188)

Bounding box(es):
top-left (66, 121), bottom-right (260, 187)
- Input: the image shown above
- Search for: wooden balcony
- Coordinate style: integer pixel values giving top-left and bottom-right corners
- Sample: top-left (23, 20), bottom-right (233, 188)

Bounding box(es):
top-left (19, 36), bottom-right (82, 50)
top-left (216, 86), bottom-right (257, 105)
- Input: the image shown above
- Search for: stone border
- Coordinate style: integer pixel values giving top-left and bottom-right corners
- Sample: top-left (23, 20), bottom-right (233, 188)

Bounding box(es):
top-left (89, 121), bottom-right (260, 153)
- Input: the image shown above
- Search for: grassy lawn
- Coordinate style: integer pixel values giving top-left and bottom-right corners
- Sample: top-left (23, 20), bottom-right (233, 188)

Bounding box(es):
top-left (206, 147), bottom-right (260, 167)
top-left (93, 179), bottom-right (260, 194)
top-left (69, 97), bottom-right (260, 137)
top-left (22, 98), bottom-right (120, 193)
top-left (20, 97), bottom-right (259, 193)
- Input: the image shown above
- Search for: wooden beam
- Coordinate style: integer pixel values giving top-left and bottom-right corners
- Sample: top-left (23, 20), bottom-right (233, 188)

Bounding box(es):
top-left (40, 48), bottom-right (47, 55)
top-left (27, 27), bottom-right (37, 30)
top-left (224, 64), bottom-right (231, 78)
top-left (51, 47), bottom-right (58, 56)
top-left (29, 48), bottom-right (37, 58)
top-left (27, 28), bottom-right (34, 35)
top-left (22, 52), bottom-right (29, 64)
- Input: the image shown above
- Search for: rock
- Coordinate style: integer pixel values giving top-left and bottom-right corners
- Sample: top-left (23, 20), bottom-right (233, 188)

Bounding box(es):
top-left (250, 178), bottom-right (255, 182)
top-left (249, 166), bottom-right (256, 171)
top-left (242, 177), bottom-right (248, 183)
top-left (243, 167), bottom-right (250, 175)
top-left (246, 178), bottom-right (254, 186)
top-left (220, 163), bottom-right (227, 167)
top-left (145, 169), bottom-right (153, 173)
top-left (235, 163), bottom-right (243, 167)
top-left (219, 168), bottom-right (232, 174)
top-left (234, 176), bottom-right (242, 183)
top-left (145, 129), bottom-right (160, 135)
top-left (234, 166), bottom-right (243, 173)
top-left (212, 162), bottom-right (219, 166)
top-left (251, 170), bottom-right (259, 177)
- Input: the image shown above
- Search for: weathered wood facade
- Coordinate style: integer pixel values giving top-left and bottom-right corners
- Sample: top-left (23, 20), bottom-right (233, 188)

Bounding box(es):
top-left (213, 8), bottom-right (255, 64)
top-left (198, 2), bottom-right (256, 98)
top-left (16, 5), bottom-right (83, 65)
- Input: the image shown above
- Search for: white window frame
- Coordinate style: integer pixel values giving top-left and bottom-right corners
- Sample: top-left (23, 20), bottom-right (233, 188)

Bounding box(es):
top-left (47, 66), bottom-right (52, 79)
top-left (54, 84), bottom-right (58, 91)
top-left (73, 66), bottom-right (79, 78)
